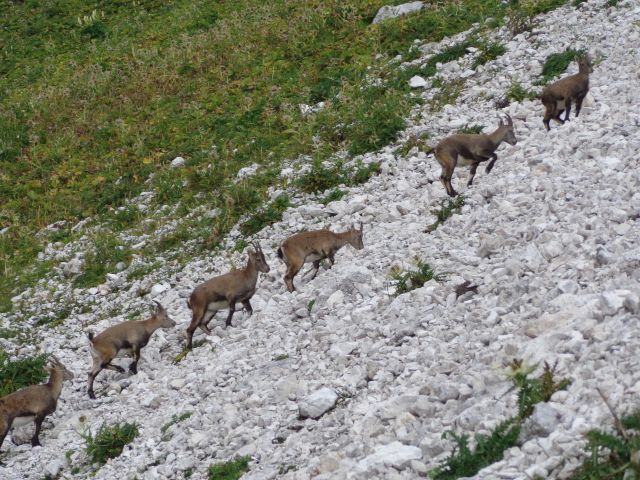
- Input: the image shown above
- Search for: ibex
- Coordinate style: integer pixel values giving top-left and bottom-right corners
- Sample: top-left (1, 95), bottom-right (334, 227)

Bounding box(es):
top-left (541, 54), bottom-right (593, 131)
top-left (186, 242), bottom-right (269, 349)
top-left (277, 224), bottom-right (364, 292)
top-left (0, 357), bottom-right (74, 451)
top-left (87, 301), bottom-right (175, 399)
top-left (435, 115), bottom-right (516, 197)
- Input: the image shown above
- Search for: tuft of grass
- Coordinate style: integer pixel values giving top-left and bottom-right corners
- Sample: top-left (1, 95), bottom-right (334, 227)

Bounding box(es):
top-left (272, 354), bottom-right (289, 361)
top-left (606, 0), bottom-right (620, 6)
top-left (319, 189), bottom-right (347, 205)
top-left (0, 350), bottom-right (48, 396)
top-left (457, 125), bottom-right (485, 135)
top-left (426, 196), bottom-right (466, 232)
top-left (568, 407), bottom-right (640, 479)
top-left (83, 422), bottom-right (139, 466)
top-left (296, 160), bottom-right (380, 195)
top-left (536, 48), bottom-right (586, 85)
top-left (73, 234), bottom-right (132, 289)
top-left (431, 360), bottom-right (570, 479)
top-left (506, 82), bottom-right (538, 102)
top-left (240, 194), bottom-right (290, 236)
top-left (173, 339), bottom-right (208, 364)
top-left (429, 79), bottom-right (465, 112)
top-left (161, 412), bottom-right (193, 439)
top-left (390, 257), bottom-right (446, 295)
top-left (395, 133), bottom-right (432, 157)
top-left (472, 42), bottom-right (506, 69)
top-left (208, 456), bottom-right (251, 480)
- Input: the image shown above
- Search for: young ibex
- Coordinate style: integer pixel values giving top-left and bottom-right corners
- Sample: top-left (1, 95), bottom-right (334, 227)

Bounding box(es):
top-left (87, 301), bottom-right (175, 399)
top-left (186, 242), bottom-right (269, 349)
top-left (0, 357), bottom-right (74, 451)
top-left (435, 115), bottom-right (517, 197)
top-left (277, 224), bottom-right (364, 292)
top-left (541, 55), bottom-right (593, 131)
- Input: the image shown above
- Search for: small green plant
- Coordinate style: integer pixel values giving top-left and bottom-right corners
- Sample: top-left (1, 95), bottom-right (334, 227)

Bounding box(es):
top-left (506, 82), bottom-right (538, 102)
top-left (307, 298), bottom-right (316, 314)
top-left (432, 360), bottom-right (570, 479)
top-left (240, 194), bottom-right (290, 236)
top-left (83, 422), bottom-right (139, 466)
top-left (568, 403), bottom-right (640, 479)
top-left (296, 160), bottom-right (380, 195)
top-left (161, 412), bottom-right (193, 439)
top-left (572, 0), bottom-right (587, 6)
top-left (426, 196), bottom-right (466, 232)
top-left (173, 339), bottom-right (208, 364)
top-left (319, 189), bottom-right (346, 205)
top-left (390, 257), bottom-right (446, 295)
top-left (0, 350), bottom-right (48, 396)
top-left (272, 354), bottom-right (289, 361)
top-left (472, 42), bottom-right (506, 69)
top-left (395, 133), bottom-right (432, 157)
top-left (457, 125), bottom-right (485, 134)
top-left (430, 80), bottom-right (465, 112)
top-left (606, 0), bottom-right (620, 6)
top-left (536, 48), bottom-right (586, 85)
top-left (208, 455), bottom-right (251, 480)
top-left (78, 9), bottom-right (107, 39)
top-left (73, 234), bottom-right (132, 289)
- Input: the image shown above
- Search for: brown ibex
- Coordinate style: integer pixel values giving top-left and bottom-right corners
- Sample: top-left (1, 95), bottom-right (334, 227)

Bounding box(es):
top-left (0, 357), bottom-right (74, 451)
top-left (541, 54), bottom-right (593, 131)
top-left (186, 242), bottom-right (269, 349)
top-left (87, 301), bottom-right (175, 399)
top-left (435, 115), bottom-right (517, 197)
top-left (277, 224), bottom-right (364, 292)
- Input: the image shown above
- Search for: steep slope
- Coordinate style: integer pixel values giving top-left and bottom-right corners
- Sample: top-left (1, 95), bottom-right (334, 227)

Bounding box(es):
top-left (1, 1), bottom-right (640, 479)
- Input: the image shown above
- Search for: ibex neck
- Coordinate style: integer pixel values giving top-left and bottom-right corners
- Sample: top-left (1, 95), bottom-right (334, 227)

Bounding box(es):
top-left (243, 257), bottom-right (259, 282)
top-left (335, 231), bottom-right (352, 247)
top-left (488, 128), bottom-right (507, 147)
top-left (48, 370), bottom-right (64, 399)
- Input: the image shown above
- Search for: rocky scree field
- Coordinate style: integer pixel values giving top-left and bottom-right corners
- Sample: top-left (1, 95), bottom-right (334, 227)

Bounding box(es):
top-left (1, 0), bottom-right (640, 479)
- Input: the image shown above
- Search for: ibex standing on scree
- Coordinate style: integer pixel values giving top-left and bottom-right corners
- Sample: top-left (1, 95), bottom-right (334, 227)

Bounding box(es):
top-left (87, 302), bottom-right (175, 399)
top-left (0, 357), bottom-right (74, 451)
top-left (186, 242), bottom-right (269, 349)
top-left (541, 54), bottom-right (593, 131)
top-left (277, 224), bottom-right (364, 292)
top-left (435, 114), bottom-right (517, 197)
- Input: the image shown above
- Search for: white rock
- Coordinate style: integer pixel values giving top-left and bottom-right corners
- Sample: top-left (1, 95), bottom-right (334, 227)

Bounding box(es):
top-left (356, 441), bottom-right (422, 471)
top-left (150, 283), bottom-right (170, 297)
top-left (298, 388), bottom-right (339, 419)
top-left (372, 1), bottom-right (424, 24)
top-left (170, 156), bottom-right (185, 168)
top-left (409, 75), bottom-right (428, 89)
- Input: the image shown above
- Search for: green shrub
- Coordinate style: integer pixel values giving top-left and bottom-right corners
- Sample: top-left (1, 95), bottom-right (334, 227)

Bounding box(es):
top-left (457, 125), bottom-right (484, 134)
top-left (320, 189), bottom-right (346, 205)
top-left (240, 194), bottom-right (290, 236)
top-left (73, 234), bottom-right (132, 289)
top-left (426, 196), bottom-right (466, 232)
top-left (0, 350), bottom-right (48, 396)
top-left (472, 42), bottom-right (506, 69)
top-left (390, 258), bottom-right (446, 295)
top-left (537, 48), bottom-right (586, 85)
top-left (208, 456), bottom-right (251, 480)
top-left (506, 82), bottom-right (538, 102)
top-left (432, 360), bottom-right (570, 479)
top-left (83, 422), bottom-right (139, 466)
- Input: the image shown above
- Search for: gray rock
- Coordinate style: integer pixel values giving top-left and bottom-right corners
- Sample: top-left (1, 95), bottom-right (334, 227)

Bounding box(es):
top-left (170, 156), bottom-right (185, 168)
top-left (519, 403), bottom-right (562, 443)
top-left (372, 2), bottom-right (424, 24)
top-left (356, 441), bottom-right (422, 471)
top-left (298, 388), bottom-right (339, 419)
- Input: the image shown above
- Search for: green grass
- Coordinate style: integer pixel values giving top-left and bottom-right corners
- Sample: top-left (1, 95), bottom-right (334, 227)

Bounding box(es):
top-left (240, 194), bottom-right (291, 237)
top-left (568, 407), bottom-right (640, 479)
top-left (0, 0), bottom-right (571, 313)
top-left (296, 160), bottom-right (380, 195)
top-left (83, 422), bottom-right (139, 466)
top-left (426, 196), bottom-right (466, 232)
top-left (536, 48), bottom-right (586, 85)
top-left (472, 41), bottom-right (506, 69)
top-left (429, 79), bottom-right (465, 112)
top-left (506, 82), bottom-right (538, 102)
top-left (431, 360), bottom-right (570, 479)
top-left (457, 125), bottom-right (485, 134)
top-left (390, 258), bottom-right (446, 295)
top-left (320, 188), bottom-right (347, 204)
top-left (0, 350), bottom-right (48, 396)
top-left (208, 456), bottom-right (251, 480)
top-left (161, 412), bottom-right (193, 440)
top-left (73, 234), bottom-right (132, 288)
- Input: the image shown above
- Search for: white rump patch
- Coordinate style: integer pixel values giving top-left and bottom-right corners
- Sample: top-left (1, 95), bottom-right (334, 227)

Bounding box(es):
top-left (206, 301), bottom-right (229, 312)
top-left (305, 253), bottom-right (324, 263)
top-left (458, 155), bottom-right (474, 167)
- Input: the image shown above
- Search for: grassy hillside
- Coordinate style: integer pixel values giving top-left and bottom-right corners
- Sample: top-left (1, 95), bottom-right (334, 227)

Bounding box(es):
top-left (0, 0), bottom-right (566, 312)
